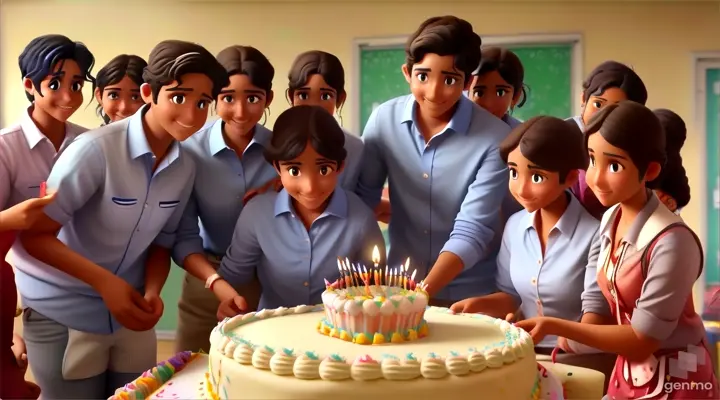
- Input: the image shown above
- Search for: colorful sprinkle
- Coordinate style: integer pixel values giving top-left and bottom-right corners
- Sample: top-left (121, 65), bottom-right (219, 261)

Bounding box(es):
top-left (282, 348), bottom-right (294, 356)
top-left (329, 353), bottom-right (345, 362)
top-left (356, 354), bottom-right (375, 363)
top-left (381, 353), bottom-right (399, 360)
top-left (406, 352), bottom-right (417, 361)
top-left (304, 351), bottom-right (319, 360)
top-left (263, 345), bottom-right (275, 353)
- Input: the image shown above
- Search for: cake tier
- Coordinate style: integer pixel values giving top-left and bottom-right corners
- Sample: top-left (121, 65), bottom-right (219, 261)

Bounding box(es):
top-left (208, 305), bottom-right (538, 400)
top-left (320, 285), bottom-right (429, 345)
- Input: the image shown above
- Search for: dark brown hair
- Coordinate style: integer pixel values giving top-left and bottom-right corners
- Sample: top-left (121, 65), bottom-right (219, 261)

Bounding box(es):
top-left (287, 50), bottom-right (345, 107)
top-left (264, 105), bottom-right (347, 169)
top-left (653, 108), bottom-right (690, 208)
top-left (500, 116), bottom-right (587, 183)
top-left (216, 45), bottom-right (274, 93)
top-left (93, 54), bottom-right (147, 124)
top-left (473, 46), bottom-right (528, 108)
top-left (405, 16), bottom-right (481, 84)
top-left (584, 101), bottom-right (664, 182)
top-left (143, 40), bottom-right (229, 103)
top-left (582, 61), bottom-right (647, 104)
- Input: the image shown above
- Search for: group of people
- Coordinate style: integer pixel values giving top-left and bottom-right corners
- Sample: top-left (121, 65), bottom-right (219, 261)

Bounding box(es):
top-left (0, 13), bottom-right (714, 400)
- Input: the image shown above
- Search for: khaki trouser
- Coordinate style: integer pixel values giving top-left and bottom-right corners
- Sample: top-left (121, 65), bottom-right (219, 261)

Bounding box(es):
top-left (536, 350), bottom-right (615, 394)
top-left (174, 254), bottom-right (262, 353)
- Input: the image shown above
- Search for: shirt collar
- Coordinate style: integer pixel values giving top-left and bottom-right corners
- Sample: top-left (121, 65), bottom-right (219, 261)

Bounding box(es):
top-left (209, 119), bottom-right (271, 157)
top-left (273, 188), bottom-right (348, 219)
top-left (20, 105), bottom-right (83, 149)
top-left (523, 191), bottom-right (582, 236)
top-left (400, 95), bottom-right (473, 135)
top-left (127, 104), bottom-right (181, 164)
top-left (571, 115), bottom-right (585, 131)
top-left (599, 189), bottom-right (659, 246)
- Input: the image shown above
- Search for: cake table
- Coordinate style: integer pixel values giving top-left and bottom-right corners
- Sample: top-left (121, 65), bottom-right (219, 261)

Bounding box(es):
top-left (111, 354), bottom-right (606, 400)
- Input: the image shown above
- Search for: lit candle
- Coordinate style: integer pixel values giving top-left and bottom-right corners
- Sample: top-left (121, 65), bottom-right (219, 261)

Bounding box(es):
top-left (337, 258), bottom-right (348, 289)
top-left (371, 246), bottom-right (380, 277)
top-left (384, 266), bottom-right (388, 286)
top-left (403, 258), bottom-right (410, 290)
top-left (410, 269), bottom-right (417, 289)
top-left (361, 265), bottom-right (372, 297)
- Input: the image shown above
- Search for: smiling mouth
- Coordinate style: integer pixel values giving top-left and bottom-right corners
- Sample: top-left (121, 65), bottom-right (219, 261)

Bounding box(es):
top-left (176, 121), bottom-right (193, 128)
top-left (116, 114), bottom-right (131, 119)
top-left (58, 106), bottom-right (73, 110)
top-left (423, 98), bottom-right (446, 106)
top-left (517, 196), bottom-right (536, 203)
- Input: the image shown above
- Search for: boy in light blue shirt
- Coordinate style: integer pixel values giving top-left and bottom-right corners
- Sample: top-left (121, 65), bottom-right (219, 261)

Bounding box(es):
top-left (17, 40), bottom-right (228, 399)
top-left (356, 16), bottom-right (511, 304)
top-left (187, 105), bottom-right (385, 318)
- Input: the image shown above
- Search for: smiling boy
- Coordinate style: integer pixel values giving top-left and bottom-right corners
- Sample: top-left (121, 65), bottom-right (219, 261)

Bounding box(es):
top-left (356, 16), bottom-right (511, 304)
top-left (16, 40), bottom-right (228, 398)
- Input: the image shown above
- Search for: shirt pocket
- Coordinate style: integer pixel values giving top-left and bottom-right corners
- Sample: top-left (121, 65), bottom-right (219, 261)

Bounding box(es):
top-left (13, 180), bottom-right (43, 202)
top-left (104, 197), bottom-right (143, 232)
top-left (146, 199), bottom-right (182, 234)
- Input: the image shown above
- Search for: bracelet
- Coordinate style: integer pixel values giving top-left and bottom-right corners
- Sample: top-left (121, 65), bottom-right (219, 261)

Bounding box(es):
top-left (205, 273), bottom-right (223, 290)
top-left (15, 307), bottom-right (22, 318)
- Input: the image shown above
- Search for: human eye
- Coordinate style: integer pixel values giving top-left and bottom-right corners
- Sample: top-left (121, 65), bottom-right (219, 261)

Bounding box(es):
top-left (592, 101), bottom-right (603, 109)
top-left (108, 91), bottom-right (119, 100)
top-left (444, 76), bottom-right (457, 85)
top-left (71, 81), bottom-right (83, 92)
top-left (222, 95), bottom-right (234, 103)
top-left (589, 155), bottom-right (596, 167)
top-left (319, 165), bottom-right (335, 176)
top-left (416, 73), bottom-right (428, 82)
top-left (247, 95), bottom-right (260, 104)
top-left (131, 94), bottom-right (140, 101)
top-left (472, 89), bottom-right (484, 98)
top-left (171, 94), bottom-right (185, 105)
top-left (509, 168), bottom-right (518, 180)
top-left (531, 174), bottom-right (545, 184)
top-left (320, 93), bottom-right (333, 101)
top-left (297, 92), bottom-right (309, 100)
top-left (287, 166), bottom-right (300, 177)
top-left (197, 100), bottom-right (209, 110)
top-left (496, 89), bottom-right (508, 97)
top-left (48, 79), bottom-right (60, 91)
top-left (609, 162), bottom-right (624, 173)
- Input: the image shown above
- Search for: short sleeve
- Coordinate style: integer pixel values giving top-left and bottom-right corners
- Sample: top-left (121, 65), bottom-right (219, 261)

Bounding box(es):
top-left (0, 142), bottom-right (11, 210)
top-left (581, 229), bottom-right (611, 316)
top-left (43, 137), bottom-right (105, 225)
top-left (171, 192), bottom-right (204, 266)
top-left (630, 227), bottom-right (701, 341)
top-left (495, 226), bottom-right (520, 305)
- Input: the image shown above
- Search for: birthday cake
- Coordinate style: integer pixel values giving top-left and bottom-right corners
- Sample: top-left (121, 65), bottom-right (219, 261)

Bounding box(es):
top-left (319, 260), bottom-right (428, 345)
top-left (206, 305), bottom-right (543, 399)
top-left (109, 351), bottom-right (198, 400)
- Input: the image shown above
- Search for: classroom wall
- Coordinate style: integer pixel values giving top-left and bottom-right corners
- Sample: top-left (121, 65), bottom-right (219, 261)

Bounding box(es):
top-left (1, 0), bottom-right (719, 322)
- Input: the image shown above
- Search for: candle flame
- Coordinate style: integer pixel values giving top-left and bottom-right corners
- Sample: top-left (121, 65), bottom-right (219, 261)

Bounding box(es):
top-left (372, 246), bottom-right (380, 265)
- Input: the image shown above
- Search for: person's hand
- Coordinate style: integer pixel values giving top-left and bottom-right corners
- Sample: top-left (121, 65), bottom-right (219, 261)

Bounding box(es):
top-left (0, 193), bottom-right (56, 230)
top-left (505, 313), bottom-right (516, 322)
top-left (243, 178), bottom-right (283, 205)
top-left (449, 297), bottom-right (485, 314)
top-left (217, 295), bottom-right (248, 320)
top-left (11, 333), bottom-right (28, 373)
top-left (144, 291), bottom-right (164, 326)
top-left (98, 276), bottom-right (156, 331)
top-left (514, 317), bottom-right (556, 344)
top-left (557, 336), bottom-right (573, 353)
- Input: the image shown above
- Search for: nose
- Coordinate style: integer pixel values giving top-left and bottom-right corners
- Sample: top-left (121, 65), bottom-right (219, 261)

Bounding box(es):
top-left (301, 175), bottom-right (319, 195)
top-left (118, 101), bottom-right (130, 114)
top-left (59, 88), bottom-right (73, 104)
top-left (425, 81), bottom-right (442, 102)
top-left (516, 179), bottom-right (532, 198)
top-left (587, 167), bottom-right (606, 190)
top-left (235, 101), bottom-right (248, 119)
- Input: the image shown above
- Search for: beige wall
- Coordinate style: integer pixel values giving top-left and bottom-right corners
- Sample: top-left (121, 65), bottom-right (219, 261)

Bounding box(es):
top-left (1, 0), bottom-right (719, 242)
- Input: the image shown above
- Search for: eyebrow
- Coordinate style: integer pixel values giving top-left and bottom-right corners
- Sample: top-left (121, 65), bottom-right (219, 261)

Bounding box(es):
top-left (280, 161), bottom-right (302, 166)
top-left (245, 89), bottom-right (265, 95)
top-left (104, 87), bottom-right (140, 92)
top-left (603, 152), bottom-right (627, 160)
top-left (593, 97), bottom-right (608, 102)
top-left (527, 164), bottom-right (550, 172)
top-left (219, 89), bottom-right (235, 94)
top-left (298, 86), bottom-right (335, 93)
top-left (507, 161), bottom-right (517, 167)
top-left (316, 158), bottom-right (333, 165)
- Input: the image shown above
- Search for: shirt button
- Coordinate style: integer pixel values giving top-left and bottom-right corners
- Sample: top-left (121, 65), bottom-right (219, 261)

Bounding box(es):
top-left (422, 173), bottom-right (429, 179)
top-left (537, 259), bottom-right (542, 265)
top-left (303, 281), bottom-right (309, 287)
top-left (531, 277), bottom-right (537, 285)
top-left (144, 203), bottom-right (148, 208)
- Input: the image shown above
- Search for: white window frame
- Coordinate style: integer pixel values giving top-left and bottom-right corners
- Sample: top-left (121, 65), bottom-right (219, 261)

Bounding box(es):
top-left (692, 52), bottom-right (720, 310)
top-left (350, 33), bottom-right (584, 135)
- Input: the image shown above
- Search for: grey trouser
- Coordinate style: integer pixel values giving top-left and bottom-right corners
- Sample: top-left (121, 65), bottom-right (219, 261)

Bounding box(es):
top-left (22, 308), bottom-right (156, 399)
top-left (174, 254), bottom-right (261, 353)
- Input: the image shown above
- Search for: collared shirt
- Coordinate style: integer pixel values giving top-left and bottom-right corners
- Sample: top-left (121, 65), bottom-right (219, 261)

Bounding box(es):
top-left (496, 193), bottom-right (604, 347)
top-left (0, 105), bottom-right (86, 212)
top-left (594, 190), bottom-right (704, 348)
top-left (13, 104), bottom-right (196, 334)
top-left (566, 115), bottom-right (605, 219)
top-left (172, 119), bottom-right (276, 264)
top-left (218, 188), bottom-right (385, 310)
top-left (356, 95), bottom-right (510, 300)
top-left (502, 113), bottom-right (523, 130)
top-left (339, 130), bottom-right (364, 192)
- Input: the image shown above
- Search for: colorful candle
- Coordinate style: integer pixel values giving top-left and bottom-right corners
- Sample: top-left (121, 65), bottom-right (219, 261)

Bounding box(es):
top-left (410, 269), bottom-right (417, 289)
top-left (403, 258), bottom-right (410, 290)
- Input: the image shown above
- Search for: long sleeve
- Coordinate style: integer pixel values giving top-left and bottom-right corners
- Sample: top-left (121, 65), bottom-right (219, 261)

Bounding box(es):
top-left (217, 206), bottom-right (262, 287)
top-left (355, 109), bottom-right (388, 209)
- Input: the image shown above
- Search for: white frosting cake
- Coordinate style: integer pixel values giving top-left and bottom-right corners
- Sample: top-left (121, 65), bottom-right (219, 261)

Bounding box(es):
top-left (206, 305), bottom-right (543, 399)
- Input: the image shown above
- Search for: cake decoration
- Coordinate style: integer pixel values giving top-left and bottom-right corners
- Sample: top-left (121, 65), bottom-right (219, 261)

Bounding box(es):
top-left (269, 348), bottom-right (295, 376)
top-left (420, 352), bottom-right (448, 379)
top-left (350, 355), bottom-right (383, 380)
top-left (109, 351), bottom-right (197, 400)
top-left (319, 247), bottom-right (429, 345)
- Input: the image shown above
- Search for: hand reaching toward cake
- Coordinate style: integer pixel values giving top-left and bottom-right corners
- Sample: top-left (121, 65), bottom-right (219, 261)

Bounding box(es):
top-left (217, 295), bottom-right (248, 320)
top-left (514, 316), bottom-right (556, 344)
